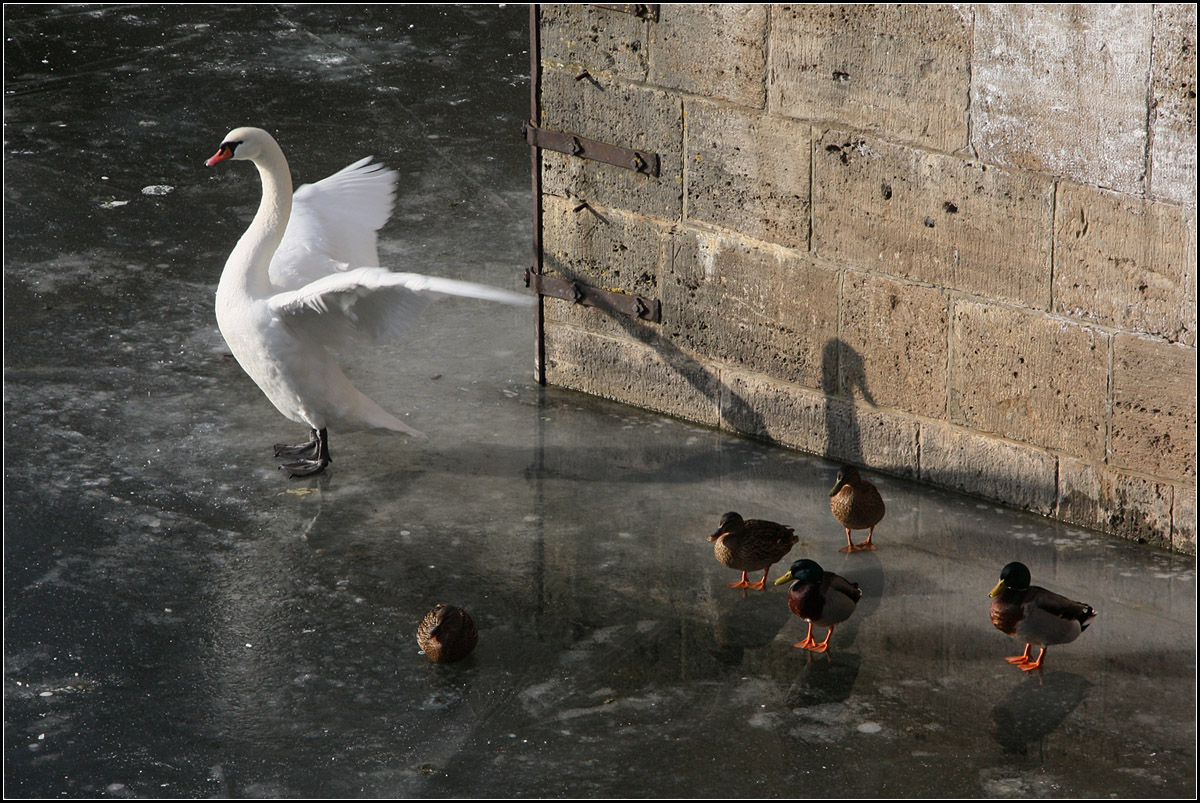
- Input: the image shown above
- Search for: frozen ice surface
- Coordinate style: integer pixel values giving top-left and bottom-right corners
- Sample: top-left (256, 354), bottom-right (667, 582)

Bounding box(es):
top-left (4, 5), bottom-right (1195, 799)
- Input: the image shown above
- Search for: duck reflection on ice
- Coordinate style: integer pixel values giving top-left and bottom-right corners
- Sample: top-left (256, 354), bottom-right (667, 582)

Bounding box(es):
top-left (989, 672), bottom-right (1093, 756)
top-left (785, 650), bottom-right (863, 709)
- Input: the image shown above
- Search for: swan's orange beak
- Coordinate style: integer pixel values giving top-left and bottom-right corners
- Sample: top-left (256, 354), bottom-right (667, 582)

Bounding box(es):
top-left (205, 144), bottom-right (233, 167)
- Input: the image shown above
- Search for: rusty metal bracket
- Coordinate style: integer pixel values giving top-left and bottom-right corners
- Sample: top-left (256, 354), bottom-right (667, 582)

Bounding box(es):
top-left (523, 123), bottom-right (660, 178)
top-left (593, 4), bottom-right (660, 20)
top-left (525, 269), bottom-right (662, 324)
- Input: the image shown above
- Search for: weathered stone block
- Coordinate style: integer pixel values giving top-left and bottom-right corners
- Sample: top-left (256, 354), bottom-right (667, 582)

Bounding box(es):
top-left (838, 403), bottom-right (921, 479)
top-left (540, 69), bottom-right (683, 220)
top-left (650, 4), bottom-right (767, 107)
top-left (767, 4), bottom-right (971, 152)
top-left (1057, 458), bottom-right (1175, 549)
top-left (839, 271), bottom-right (949, 419)
top-left (544, 324), bottom-right (720, 427)
top-left (972, 5), bottom-right (1152, 194)
top-left (1054, 184), bottom-right (1196, 344)
top-left (684, 100), bottom-right (810, 249)
top-left (1173, 486), bottom-right (1197, 555)
top-left (719, 368), bottom-right (826, 453)
top-left (920, 420), bottom-right (1058, 515)
top-left (1056, 458), bottom-right (1113, 539)
top-left (1110, 335), bottom-right (1196, 482)
top-left (720, 368), bottom-right (920, 477)
top-left (539, 4), bottom-right (649, 80)
top-left (662, 228), bottom-right (838, 389)
top-left (542, 197), bottom-right (662, 294)
top-left (949, 302), bottom-right (1108, 460)
top-left (812, 130), bottom-right (1054, 308)
top-left (1184, 247), bottom-right (1198, 348)
top-left (540, 196), bottom-right (664, 342)
top-left (1149, 4), bottom-right (1198, 206)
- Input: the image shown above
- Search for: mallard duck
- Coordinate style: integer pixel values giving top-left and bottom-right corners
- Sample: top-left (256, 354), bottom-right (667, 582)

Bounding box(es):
top-left (774, 558), bottom-right (862, 652)
top-left (829, 465), bottom-right (886, 552)
top-left (417, 604), bottom-right (478, 663)
top-left (989, 562), bottom-right (1096, 672)
top-left (709, 512), bottom-right (799, 590)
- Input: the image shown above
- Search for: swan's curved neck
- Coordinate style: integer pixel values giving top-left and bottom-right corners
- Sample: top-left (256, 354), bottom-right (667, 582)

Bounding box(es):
top-left (220, 143), bottom-right (293, 299)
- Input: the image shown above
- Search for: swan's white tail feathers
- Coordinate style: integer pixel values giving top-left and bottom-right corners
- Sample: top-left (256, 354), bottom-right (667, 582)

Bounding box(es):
top-left (351, 393), bottom-right (427, 439)
top-left (375, 415), bottom-right (428, 440)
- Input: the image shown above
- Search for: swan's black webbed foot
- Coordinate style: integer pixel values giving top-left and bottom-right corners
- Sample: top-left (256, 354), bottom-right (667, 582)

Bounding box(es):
top-left (276, 427), bottom-right (331, 477)
top-left (275, 442), bottom-right (320, 458)
top-left (279, 457), bottom-right (330, 478)
top-left (275, 428), bottom-right (322, 459)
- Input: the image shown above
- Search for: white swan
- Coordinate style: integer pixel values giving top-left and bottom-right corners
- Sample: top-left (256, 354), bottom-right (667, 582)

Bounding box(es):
top-left (205, 126), bottom-right (532, 477)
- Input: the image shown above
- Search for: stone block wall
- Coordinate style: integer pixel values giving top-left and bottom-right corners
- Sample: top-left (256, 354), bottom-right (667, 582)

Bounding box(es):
top-left (533, 4), bottom-right (1197, 553)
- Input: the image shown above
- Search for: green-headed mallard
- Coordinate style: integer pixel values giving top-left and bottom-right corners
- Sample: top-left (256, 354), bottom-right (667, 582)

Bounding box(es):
top-left (989, 561), bottom-right (1096, 672)
top-left (774, 558), bottom-right (862, 652)
top-left (709, 512), bottom-right (799, 590)
top-left (829, 465), bottom-right (886, 552)
top-left (417, 604), bottom-right (478, 664)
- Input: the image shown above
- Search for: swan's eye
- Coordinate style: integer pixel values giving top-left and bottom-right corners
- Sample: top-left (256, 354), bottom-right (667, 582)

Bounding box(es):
top-left (220, 140), bottom-right (242, 156)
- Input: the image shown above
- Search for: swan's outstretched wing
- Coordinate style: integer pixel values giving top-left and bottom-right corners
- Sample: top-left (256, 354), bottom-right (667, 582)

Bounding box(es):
top-left (268, 267), bottom-right (534, 348)
top-left (269, 158), bottom-right (397, 292)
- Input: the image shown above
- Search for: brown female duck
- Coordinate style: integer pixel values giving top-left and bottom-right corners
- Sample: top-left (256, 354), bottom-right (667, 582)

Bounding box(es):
top-left (417, 604), bottom-right (478, 664)
top-left (990, 561), bottom-right (1096, 672)
top-left (829, 465), bottom-right (885, 552)
top-left (709, 511), bottom-right (798, 590)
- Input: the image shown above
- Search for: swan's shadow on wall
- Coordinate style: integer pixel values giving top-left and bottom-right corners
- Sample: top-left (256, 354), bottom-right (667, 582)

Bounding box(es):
top-left (540, 251), bottom-right (881, 476)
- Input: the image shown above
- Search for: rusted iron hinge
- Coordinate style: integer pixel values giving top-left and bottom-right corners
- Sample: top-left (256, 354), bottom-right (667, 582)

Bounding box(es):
top-left (525, 269), bottom-right (662, 324)
top-left (523, 122), bottom-right (660, 178)
top-left (593, 4), bottom-right (660, 21)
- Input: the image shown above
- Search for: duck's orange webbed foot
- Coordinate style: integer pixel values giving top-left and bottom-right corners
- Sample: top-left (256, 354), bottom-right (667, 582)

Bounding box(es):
top-left (839, 528), bottom-right (855, 553)
top-left (839, 528), bottom-right (877, 553)
top-left (839, 541), bottom-right (877, 553)
top-left (792, 623), bottom-right (817, 650)
top-left (743, 569), bottom-right (771, 591)
top-left (808, 626), bottom-right (836, 653)
top-left (1015, 648), bottom-right (1046, 672)
top-left (726, 571), bottom-right (753, 589)
top-left (1005, 644), bottom-right (1033, 666)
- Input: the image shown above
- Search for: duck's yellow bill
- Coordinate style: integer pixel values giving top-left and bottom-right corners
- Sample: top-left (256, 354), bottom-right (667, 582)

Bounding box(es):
top-left (774, 571), bottom-right (794, 586)
top-left (989, 579), bottom-right (1006, 597)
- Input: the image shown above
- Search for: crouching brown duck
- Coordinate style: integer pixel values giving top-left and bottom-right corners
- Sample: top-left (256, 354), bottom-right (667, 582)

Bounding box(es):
top-left (417, 604), bottom-right (479, 664)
